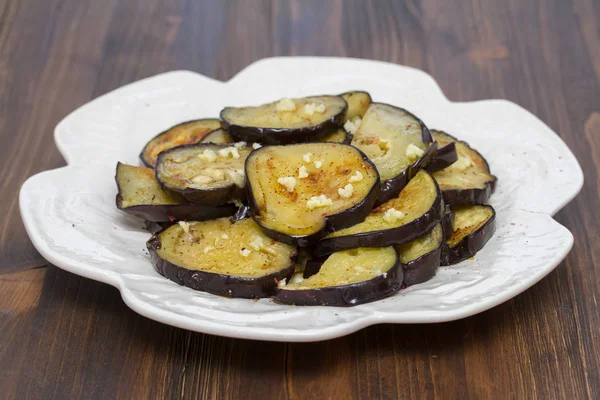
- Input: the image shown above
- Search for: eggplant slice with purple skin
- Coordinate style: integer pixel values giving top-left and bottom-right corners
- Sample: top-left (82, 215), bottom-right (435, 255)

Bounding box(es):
top-left (426, 130), bottom-right (459, 173)
top-left (441, 205), bottom-right (455, 238)
top-left (431, 131), bottom-right (497, 205)
top-left (116, 163), bottom-right (236, 222)
top-left (397, 223), bottom-right (443, 287)
top-left (221, 95), bottom-right (347, 144)
top-left (199, 128), bottom-right (235, 144)
top-left (313, 170), bottom-right (444, 257)
top-left (140, 119), bottom-right (221, 167)
top-left (350, 103), bottom-right (437, 202)
top-left (245, 143), bottom-right (380, 247)
top-left (156, 143), bottom-right (252, 206)
top-left (319, 128), bottom-right (351, 144)
top-left (441, 205), bottom-right (496, 266)
top-left (274, 246), bottom-right (402, 306)
top-left (147, 217), bottom-right (297, 298)
top-left (340, 91), bottom-right (372, 122)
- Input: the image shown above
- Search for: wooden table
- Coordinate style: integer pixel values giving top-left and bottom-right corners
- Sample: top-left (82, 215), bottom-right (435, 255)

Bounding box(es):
top-left (1, 0), bottom-right (598, 398)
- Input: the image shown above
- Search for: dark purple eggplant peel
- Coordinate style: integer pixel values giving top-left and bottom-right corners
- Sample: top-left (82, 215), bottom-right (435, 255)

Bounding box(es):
top-left (115, 163), bottom-right (236, 222)
top-left (441, 205), bottom-right (496, 266)
top-left (147, 218), bottom-right (298, 298)
top-left (245, 142), bottom-right (381, 247)
top-left (313, 170), bottom-right (444, 257)
top-left (274, 247), bottom-right (402, 306)
top-left (351, 103), bottom-right (437, 203)
top-left (221, 95), bottom-right (347, 144)
top-left (397, 223), bottom-right (444, 287)
top-left (426, 130), bottom-right (459, 173)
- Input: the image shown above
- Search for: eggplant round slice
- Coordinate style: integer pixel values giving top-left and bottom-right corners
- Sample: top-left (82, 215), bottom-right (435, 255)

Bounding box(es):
top-left (199, 128), bottom-right (235, 144)
top-left (340, 91), bottom-right (372, 122)
top-left (245, 143), bottom-right (380, 246)
top-left (350, 103), bottom-right (436, 202)
top-left (426, 130), bottom-right (459, 173)
top-left (397, 223), bottom-right (443, 287)
top-left (441, 204), bottom-right (455, 239)
top-left (274, 247), bottom-right (402, 306)
top-left (319, 128), bottom-right (351, 144)
top-left (431, 131), bottom-right (497, 205)
top-left (314, 170), bottom-right (444, 257)
top-left (441, 205), bottom-right (496, 266)
top-left (140, 119), bottom-right (221, 167)
top-left (116, 163), bottom-right (236, 222)
top-left (147, 217), bottom-right (297, 298)
top-left (156, 143), bottom-right (252, 206)
top-left (221, 95), bottom-right (347, 144)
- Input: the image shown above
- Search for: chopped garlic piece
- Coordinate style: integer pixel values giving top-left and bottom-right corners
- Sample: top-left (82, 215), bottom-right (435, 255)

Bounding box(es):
top-left (315, 103), bottom-right (326, 113)
top-left (252, 142), bottom-right (262, 149)
top-left (226, 169), bottom-right (245, 188)
top-left (349, 170), bottom-right (363, 182)
top-left (453, 157), bottom-right (472, 170)
top-left (314, 160), bottom-right (323, 169)
top-left (338, 183), bottom-right (354, 198)
top-left (304, 103), bottom-right (316, 116)
top-left (344, 118), bottom-right (362, 135)
top-left (303, 153), bottom-right (313, 163)
top-left (298, 165), bottom-right (309, 179)
top-left (203, 246), bottom-right (215, 254)
top-left (382, 208), bottom-right (405, 224)
top-left (191, 175), bottom-right (212, 184)
top-left (405, 143), bottom-right (424, 160)
top-left (203, 168), bottom-right (226, 180)
top-left (221, 233), bottom-right (229, 239)
top-left (197, 149), bottom-right (218, 162)
top-left (307, 195), bottom-right (333, 209)
top-left (240, 248), bottom-right (252, 257)
top-left (277, 278), bottom-right (287, 288)
top-left (218, 146), bottom-right (240, 159)
top-left (249, 236), bottom-right (265, 251)
top-left (275, 98), bottom-right (296, 112)
top-left (290, 274), bottom-right (304, 284)
top-left (234, 141), bottom-right (247, 148)
top-left (178, 221), bottom-right (190, 233)
top-left (277, 176), bottom-right (297, 192)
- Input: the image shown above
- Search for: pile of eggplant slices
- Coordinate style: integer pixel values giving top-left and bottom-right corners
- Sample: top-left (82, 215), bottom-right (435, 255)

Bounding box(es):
top-left (115, 92), bottom-right (497, 307)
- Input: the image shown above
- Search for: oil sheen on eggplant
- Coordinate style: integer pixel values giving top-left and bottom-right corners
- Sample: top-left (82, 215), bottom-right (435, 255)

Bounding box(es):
top-left (397, 223), bottom-right (443, 286)
top-left (115, 163), bottom-right (236, 222)
top-left (221, 95), bottom-right (347, 144)
top-left (245, 143), bottom-right (380, 246)
top-left (431, 131), bottom-right (497, 205)
top-left (156, 143), bottom-right (252, 205)
top-left (441, 205), bottom-right (496, 266)
top-left (274, 247), bottom-right (402, 306)
top-left (140, 119), bottom-right (221, 167)
top-left (147, 217), bottom-right (297, 298)
top-left (350, 103), bottom-right (436, 202)
top-left (314, 170), bottom-right (443, 257)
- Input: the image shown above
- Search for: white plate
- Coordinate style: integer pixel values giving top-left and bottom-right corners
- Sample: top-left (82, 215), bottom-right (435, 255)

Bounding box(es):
top-left (19, 57), bottom-right (583, 342)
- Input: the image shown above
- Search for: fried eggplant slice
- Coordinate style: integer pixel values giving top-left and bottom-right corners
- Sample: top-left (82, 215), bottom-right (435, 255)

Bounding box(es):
top-left (431, 131), bottom-right (497, 205)
top-left (221, 95), bottom-right (347, 144)
top-left (314, 170), bottom-right (443, 257)
top-left (156, 143), bottom-right (252, 205)
top-left (441, 205), bottom-right (455, 238)
top-left (426, 130), bottom-right (459, 173)
top-left (340, 91), bottom-right (372, 122)
top-left (140, 119), bottom-right (221, 167)
top-left (274, 247), bottom-right (402, 306)
top-left (350, 103), bottom-right (436, 202)
top-left (200, 128), bottom-right (235, 144)
top-left (319, 128), bottom-right (351, 144)
top-left (397, 223), bottom-right (443, 286)
top-left (441, 205), bottom-right (496, 266)
top-left (147, 218), bottom-right (297, 298)
top-left (115, 163), bottom-right (236, 222)
top-left (245, 143), bottom-right (380, 246)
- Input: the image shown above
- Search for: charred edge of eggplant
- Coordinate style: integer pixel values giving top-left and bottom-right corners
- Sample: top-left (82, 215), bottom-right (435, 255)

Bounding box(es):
top-left (378, 141), bottom-right (438, 203)
top-left (402, 243), bottom-right (443, 288)
top-left (303, 259), bottom-right (327, 279)
top-left (273, 249), bottom-right (403, 307)
top-left (313, 173), bottom-right (444, 257)
top-left (139, 118), bottom-right (220, 168)
top-left (441, 178), bottom-right (497, 206)
top-left (146, 235), bottom-right (297, 299)
top-left (155, 143), bottom-right (247, 206)
top-left (221, 101), bottom-right (348, 145)
top-left (440, 208), bottom-right (496, 266)
top-left (245, 144), bottom-right (381, 247)
top-left (441, 205), bottom-right (454, 239)
top-left (426, 142), bottom-right (458, 173)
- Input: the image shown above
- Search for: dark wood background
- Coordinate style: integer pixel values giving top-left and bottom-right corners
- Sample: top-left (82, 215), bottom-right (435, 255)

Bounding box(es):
top-left (1, 0), bottom-right (599, 398)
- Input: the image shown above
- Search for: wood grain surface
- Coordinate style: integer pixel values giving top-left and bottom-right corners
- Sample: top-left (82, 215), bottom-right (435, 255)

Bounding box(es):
top-left (1, 0), bottom-right (599, 399)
